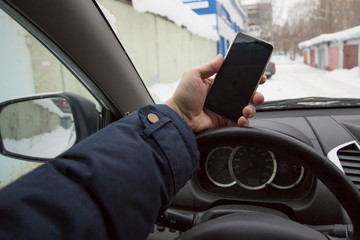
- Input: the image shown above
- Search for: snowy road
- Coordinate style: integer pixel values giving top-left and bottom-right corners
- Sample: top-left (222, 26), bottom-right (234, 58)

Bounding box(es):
top-left (149, 60), bottom-right (360, 103)
top-left (258, 61), bottom-right (360, 101)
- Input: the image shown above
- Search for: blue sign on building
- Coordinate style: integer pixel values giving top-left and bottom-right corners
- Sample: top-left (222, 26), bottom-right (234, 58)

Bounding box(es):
top-left (183, 0), bottom-right (246, 56)
top-left (183, 0), bottom-right (217, 14)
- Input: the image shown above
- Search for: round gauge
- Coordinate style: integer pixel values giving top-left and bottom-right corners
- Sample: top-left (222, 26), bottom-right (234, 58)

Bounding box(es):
top-left (205, 147), bottom-right (236, 187)
top-left (271, 161), bottom-right (304, 189)
top-left (229, 146), bottom-right (277, 190)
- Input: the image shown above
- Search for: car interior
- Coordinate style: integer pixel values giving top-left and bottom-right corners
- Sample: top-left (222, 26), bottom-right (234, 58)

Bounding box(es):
top-left (0, 0), bottom-right (360, 239)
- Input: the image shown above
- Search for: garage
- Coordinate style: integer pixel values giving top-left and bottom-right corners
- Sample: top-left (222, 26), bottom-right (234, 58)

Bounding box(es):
top-left (299, 25), bottom-right (360, 71)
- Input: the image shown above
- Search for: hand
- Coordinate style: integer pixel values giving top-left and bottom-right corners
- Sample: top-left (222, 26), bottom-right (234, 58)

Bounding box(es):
top-left (165, 54), bottom-right (266, 133)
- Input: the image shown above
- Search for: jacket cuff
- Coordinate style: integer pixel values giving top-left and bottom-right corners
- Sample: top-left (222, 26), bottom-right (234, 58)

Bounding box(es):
top-left (137, 105), bottom-right (199, 192)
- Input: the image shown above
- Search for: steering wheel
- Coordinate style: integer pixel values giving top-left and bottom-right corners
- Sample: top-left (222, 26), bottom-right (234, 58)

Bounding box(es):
top-left (179, 127), bottom-right (360, 240)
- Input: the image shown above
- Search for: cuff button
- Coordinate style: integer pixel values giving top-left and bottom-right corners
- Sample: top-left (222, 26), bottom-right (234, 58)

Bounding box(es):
top-left (147, 113), bottom-right (159, 123)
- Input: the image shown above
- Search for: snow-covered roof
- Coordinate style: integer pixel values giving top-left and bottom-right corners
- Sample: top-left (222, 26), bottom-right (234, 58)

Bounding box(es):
top-left (299, 25), bottom-right (360, 49)
top-left (132, 0), bottom-right (219, 41)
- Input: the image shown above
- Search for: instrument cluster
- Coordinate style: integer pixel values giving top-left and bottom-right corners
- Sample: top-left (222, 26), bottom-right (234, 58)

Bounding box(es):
top-left (201, 145), bottom-right (306, 192)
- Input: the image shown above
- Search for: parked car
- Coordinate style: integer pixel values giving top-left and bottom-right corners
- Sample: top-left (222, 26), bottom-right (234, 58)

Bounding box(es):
top-left (0, 0), bottom-right (360, 240)
top-left (265, 61), bottom-right (276, 79)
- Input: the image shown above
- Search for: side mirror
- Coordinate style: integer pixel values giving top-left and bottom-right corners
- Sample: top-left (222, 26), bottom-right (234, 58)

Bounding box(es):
top-left (0, 93), bottom-right (99, 161)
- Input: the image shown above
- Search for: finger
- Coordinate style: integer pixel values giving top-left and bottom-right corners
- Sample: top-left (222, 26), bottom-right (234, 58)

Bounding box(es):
top-left (198, 54), bottom-right (224, 79)
top-left (243, 105), bottom-right (256, 118)
top-left (259, 75), bottom-right (266, 85)
top-left (237, 116), bottom-right (249, 127)
top-left (250, 92), bottom-right (265, 105)
top-left (204, 77), bottom-right (215, 93)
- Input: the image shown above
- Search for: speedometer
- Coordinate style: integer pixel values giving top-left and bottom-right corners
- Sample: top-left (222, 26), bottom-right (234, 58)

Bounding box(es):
top-left (229, 146), bottom-right (277, 190)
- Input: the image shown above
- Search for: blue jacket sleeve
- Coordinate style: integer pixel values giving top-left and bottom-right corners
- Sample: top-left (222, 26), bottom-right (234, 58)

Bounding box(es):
top-left (0, 104), bottom-right (199, 240)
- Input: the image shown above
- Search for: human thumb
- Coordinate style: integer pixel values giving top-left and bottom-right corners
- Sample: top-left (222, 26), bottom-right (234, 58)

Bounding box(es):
top-left (199, 54), bottom-right (223, 79)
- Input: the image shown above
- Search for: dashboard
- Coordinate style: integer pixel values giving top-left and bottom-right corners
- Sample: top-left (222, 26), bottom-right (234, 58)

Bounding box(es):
top-left (170, 107), bottom-right (360, 226)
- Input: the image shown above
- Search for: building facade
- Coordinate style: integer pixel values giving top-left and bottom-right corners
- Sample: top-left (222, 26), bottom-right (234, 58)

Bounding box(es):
top-left (240, 0), bottom-right (272, 41)
top-left (183, 0), bottom-right (247, 56)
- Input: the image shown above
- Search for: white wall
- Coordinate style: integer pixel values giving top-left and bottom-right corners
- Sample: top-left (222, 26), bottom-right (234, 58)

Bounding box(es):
top-left (0, 9), bottom-right (35, 102)
top-left (98, 0), bottom-right (217, 84)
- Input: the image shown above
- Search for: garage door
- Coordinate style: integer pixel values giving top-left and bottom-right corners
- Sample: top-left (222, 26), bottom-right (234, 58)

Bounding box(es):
top-left (328, 46), bottom-right (339, 71)
top-left (310, 49), bottom-right (315, 67)
top-left (343, 44), bottom-right (359, 69)
top-left (304, 50), bottom-right (308, 64)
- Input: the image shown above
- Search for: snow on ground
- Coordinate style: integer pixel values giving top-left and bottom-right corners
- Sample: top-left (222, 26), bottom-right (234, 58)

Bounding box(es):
top-left (257, 60), bottom-right (360, 101)
top-left (3, 125), bottom-right (76, 159)
top-left (149, 57), bottom-right (360, 103)
top-left (149, 79), bottom-right (180, 103)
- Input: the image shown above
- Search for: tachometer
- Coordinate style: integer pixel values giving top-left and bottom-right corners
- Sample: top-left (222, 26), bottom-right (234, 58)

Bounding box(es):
top-left (271, 161), bottom-right (304, 189)
top-left (229, 146), bottom-right (277, 190)
top-left (205, 147), bottom-right (236, 187)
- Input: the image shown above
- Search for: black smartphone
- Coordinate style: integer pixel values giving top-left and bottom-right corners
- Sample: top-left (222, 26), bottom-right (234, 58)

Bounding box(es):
top-left (204, 32), bottom-right (274, 123)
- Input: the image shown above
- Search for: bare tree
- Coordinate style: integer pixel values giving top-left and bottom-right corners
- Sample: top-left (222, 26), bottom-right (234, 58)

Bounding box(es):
top-left (271, 0), bottom-right (360, 58)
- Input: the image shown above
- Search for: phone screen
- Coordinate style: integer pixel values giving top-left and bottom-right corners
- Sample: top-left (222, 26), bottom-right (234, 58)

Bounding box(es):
top-left (204, 33), bottom-right (273, 123)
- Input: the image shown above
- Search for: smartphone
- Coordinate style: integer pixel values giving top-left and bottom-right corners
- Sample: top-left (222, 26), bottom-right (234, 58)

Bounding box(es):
top-left (204, 32), bottom-right (274, 123)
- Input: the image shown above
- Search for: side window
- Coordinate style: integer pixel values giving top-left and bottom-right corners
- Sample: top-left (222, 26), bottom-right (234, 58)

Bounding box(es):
top-left (0, 9), bottom-right (99, 188)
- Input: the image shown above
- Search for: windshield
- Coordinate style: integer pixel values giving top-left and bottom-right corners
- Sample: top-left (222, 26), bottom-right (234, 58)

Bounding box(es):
top-left (97, 0), bottom-right (360, 108)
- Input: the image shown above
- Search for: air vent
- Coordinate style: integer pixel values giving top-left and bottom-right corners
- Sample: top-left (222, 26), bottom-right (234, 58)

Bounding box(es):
top-left (337, 142), bottom-right (360, 191)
